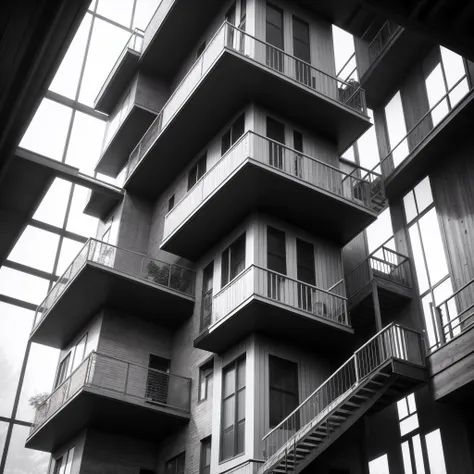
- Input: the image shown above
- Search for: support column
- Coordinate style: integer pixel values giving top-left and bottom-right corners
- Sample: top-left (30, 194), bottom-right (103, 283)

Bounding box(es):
top-left (372, 280), bottom-right (383, 331)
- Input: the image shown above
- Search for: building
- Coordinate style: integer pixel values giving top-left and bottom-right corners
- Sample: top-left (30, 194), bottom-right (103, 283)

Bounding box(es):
top-left (1, 1), bottom-right (474, 473)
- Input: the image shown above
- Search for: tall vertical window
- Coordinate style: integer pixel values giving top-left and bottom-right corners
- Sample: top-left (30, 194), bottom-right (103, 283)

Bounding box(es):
top-left (199, 359), bottom-right (214, 402)
top-left (385, 91), bottom-right (409, 168)
top-left (221, 114), bottom-right (245, 155)
top-left (296, 239), bottom-right (315, 285)
top-left (188, 154), bottom-right (207, 191)
top-left (403, 177), bottom-right (452, 349)
top-left (293, 130), bottom-right (303, 177)
top-left (368, 454), bottom-right (390, 474)
top-left (221, 356), bottom-right (246, 460)
top-left (200, 437), bottom-right (212, 474)
top-left (71, 333), bottom-right (87, 373)
top-left (267, 227), bottom-right (286, 275)
top-left (269, 356), bottom-right (299, 428)
top-left (266, 3), bottom-right (284, 71)
top-left (293, 17), bottom-right (311, 85)
top-left (165, 453), bottom-right (185, 474)
top-left (202, 262), bottom-right (214, 329)
top-left (221, 233), bottom-right (246, 287)
top-left (55, 353), bottom-right (71, 388)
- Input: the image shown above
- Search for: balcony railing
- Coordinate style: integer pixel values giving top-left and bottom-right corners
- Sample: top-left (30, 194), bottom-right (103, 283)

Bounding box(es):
top-left (208, 265), bottom-right (349, 328)
top-left (32, 239), bottom-right (196, 330)
top-left (345, 243), bottom-right (411, 300)
top-left (368, 21), bottom-right (400, 63)
top-left (163, 131), bottom-right (383, 241)
top-left (375, 73), bottom-right (471, 178)
top-left (29, 351), bottom-right (191, 436)
top-left (430, 277), bottom-right (474, 351)
top-left (262, 323), bottom-right (424, 461)
top-left (124, 21), bottom-right (367, 182)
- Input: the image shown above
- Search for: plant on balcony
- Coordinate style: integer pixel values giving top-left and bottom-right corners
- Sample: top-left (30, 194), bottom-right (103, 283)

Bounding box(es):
top-left (338, 78), bottom-right (363, 112)
top-left (29, 392), bottom-right (49, 409)
top-left (146, 260), bottom-right (169, 285)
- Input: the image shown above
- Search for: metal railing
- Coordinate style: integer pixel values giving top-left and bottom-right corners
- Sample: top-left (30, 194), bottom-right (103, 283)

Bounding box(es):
top-left (375, 73), bottom-right (471, 178)
top-left (162, 131), bottom-right (383, 241)
top-left (208, 265), bottom-right (349, 329)
top-left (32, 239), bottom-right (196, 330)
top-left (368, 21), bottom-right (400, 63)
top-left (29, 352), bottom-right (191, 436)
top-left (262, 323), bottom-right (424, 462)
top-left (95, 28), bottom-right (144, 105)
top-left (124, 21), bottom-right (367, 183)
top-left (345, 243), bottom-right (411, 300)
top-left (430, 277), bottom-right (474, 351)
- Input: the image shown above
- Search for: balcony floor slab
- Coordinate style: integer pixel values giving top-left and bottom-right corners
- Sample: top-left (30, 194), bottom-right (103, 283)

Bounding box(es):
top-left (31, 263), bottom-right (195, 348)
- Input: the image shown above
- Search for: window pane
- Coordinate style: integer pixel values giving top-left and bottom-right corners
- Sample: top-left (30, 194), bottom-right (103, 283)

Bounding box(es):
top-left (414, 177), bottom-right (433, 215)
top-left (332, 25), bottom-right (355, 76)
top-left (133, 0), bottom-right (160, 30)
top-left (237, 358), bottom-right (246, 389)
top-left (0, 422), bottom-right (7, 459)
top-left (8, 226), bottom-right (60, 273)
top-left (223, 397), bottom-right (235, 429)
top-left (223, 366), bottom-right (236, 397)
top-left (425, 429), bottom-right (447, 474)
top-left (237, 389), bottom-right (245, 421)
top-left (49, 14), bottom-right (92, 98)
top-left (422, 293), bottom-right (438, 350)
top-left (397, 398), bottom-right (408, 420)
top-left (367, 208), bottom-right (393, 253)
top-left (0, 268), bottom-right (50, 305)
top-left (419, 209), bottom-right (449, 286)
top-left (221, 428), bottom-right (235, 460)
top-left (409, 225), bottom-right (430, 294)
top-left (78, 18), bottom-right (130, 106)
top-left (16, 343), bottom-right (59, 421)
top-left (97, 0), bottom-right (134, 26)
top-left (3, 424), bottom-right (50, 474)
top-left (358, 109), bottom-right (380, 170)
top-left (399, 413), bottom-right (419, 436)
top-left (66, 185), bottom-right (99, 236)
top-left (412, 435), bottom-right (426, 474)
top-left (425, 64), bottom-right (449, 126)
top-left (440, 46), bottom-right (469, 106)
top-left (0, 303), bottom-right (34, 416)
top-left (56, 239), bottom-right (84, 275)
top-left (33, 178), bottom-right (72, 227)
top-left (403, 191), bottom-right (417, 223)
top-left (401, 441), bottom-right (413, 474)
top-left (385, 91), bottom-right (409, 167)
top-left (369, 454), bottom-right (390, 474)
top-left (20, 99), bottom-right (73, 161)
top-left (65, 112), bottom-right (107, 176)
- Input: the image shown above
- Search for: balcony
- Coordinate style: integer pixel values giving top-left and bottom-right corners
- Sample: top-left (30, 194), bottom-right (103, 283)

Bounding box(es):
top-left (376, 75), bottom-right (474, 200)
top-left (259, 324), bottom-right (426, 474)
top-left (354, 21), bottom-right (434, 108)
top-left (161, 131), bottom-right (384, 260)
top-left (25, 352), bottom-right (191, 452)
top-left (124, 21), bottom-right (370, 200)
top-left (194, 265), bottom-right (353, 353)
top-left (94, 29), bottom-right (144, 114)
top-left (30, 239), bottom-right (195, 348)
top-left (83, 181), bottom-right (124, 220)
top-left (428, 277), bottom-right (474, 402)
top-left (345, 244), bottom-right (412, 329)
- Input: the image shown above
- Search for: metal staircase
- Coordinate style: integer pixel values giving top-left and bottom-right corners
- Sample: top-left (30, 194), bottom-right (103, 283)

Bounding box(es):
top-left (259, 324), bottom-right (426, 474)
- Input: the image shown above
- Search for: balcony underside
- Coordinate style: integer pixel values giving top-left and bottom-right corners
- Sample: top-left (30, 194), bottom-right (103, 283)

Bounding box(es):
top-left (25, 387), bottom-right (189, 453)
top-left (83, 184), bottom-right (123, 220)
top-left (348, 275), bottom-right (412, 330)
top-left (384, 89), bottom-right (474, 201)
top-left (162, 161), bottom-right (377, 260)
top-left (97, 106), bottom-right (156, 177)
top-left (194, 296), bottom-right (354, 354)
top-left (95, 48), bottom-right (140, 114)
top-left (31, 263), bottom-right (195, 348)
top-left (361, 29), bottom-right (435, 109)
top-left (429, 324), bottom-right (474, 403)
top-left (126, 50), bottom-right (371, 199)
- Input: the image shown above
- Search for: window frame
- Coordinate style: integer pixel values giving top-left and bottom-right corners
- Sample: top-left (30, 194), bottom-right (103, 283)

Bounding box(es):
top-left (55, 352), bottom-right (71, 388)
top-left (165, 452), bottom-right (185, 474)
top-left (221, 233), bottom-right (246, 288)
top-left (221, 113), bottom-right (245, 155)
top-left (187, 154), bottom-right (207, 191)
top-left (200, 436), bottom-right (212, 474)
top-left (198, 358), bottom-right (214, 402)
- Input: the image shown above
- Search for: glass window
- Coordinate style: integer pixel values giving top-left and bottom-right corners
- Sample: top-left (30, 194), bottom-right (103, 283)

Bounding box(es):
top-left (56, 239), bottom-right (84, 276)
top-left (199, 359), bottom-right (214, 402)
top-left (221, 233), bottom-right (246, 287)
top-left (293, 17), bottom-right (310, 63)
top-left (368, 454), bottom-right (390, 474)
top-left (66, 185), bottom-right (99, 236)
top-left (0, 422), bottom-right (7, 460)
top-left (65, 112), bottom-right (107, 176)
top-left (425, 63), bottom-right (450, 127)
top-left (71, 334), bottom-right (88, 372)
top-left (385, 91), bottom-right (409, 167)
top-left (3, 424), bottom-right (50, 474)
top-left (269, 355), bottom-right (299, 428)
top-left (165, 452), bottom-right (185, 474)
top-left (97, 0), bottom-right (134, 27)
top-left (49, 13), bottom-right (92, 98)
top-left (168, 195), bottom-right (175, 212)
top-left (440, 46), bottom-right (469, 106)
top-left (401, 441), bottom-right (413, 474)
top-left (332, 25), bottom-right (356, 79)
top-left (78, 18), bottom-right (130, 106)
top-left (16, 343), bottom-right (59, 422)
top-left (0, 268), bottom-right (50, 305)
top-left (412, 435), bottom-right (426, 474)
top-left (408, 225), bottom-right (429, 294)
top-left (267, 227), bottom-right (286, 275)
top-left (20, 99), bottom-right (73, 161)
top-left (366, 208), bottom-right (393, 253)
top-left (266, 3), bottom-right (284, 50)
top-left (55, 352), bottom-right (71, 388)
top-left (296, 239), bottom-right (315, 285)
top-left (221, 114), bottom-right (245, 155)
top-left (221, 356), bottom-right (246, 460)
top-left (425, 429), bottom-right (447, 474)
top-left (200, 437), bottom-right (212, 474)
top-left (187, 154), bottom-right (207, 191)
top-left (8, 226), bottom-right (60, 273)
top-left (0, 303), bottom-right (34, 417)
top-left (358, 109), bottom-right (380, 170)
top-left (133, 0), bottom-right (161, 30)
top-left (33, 178), bottom-right (72, 227)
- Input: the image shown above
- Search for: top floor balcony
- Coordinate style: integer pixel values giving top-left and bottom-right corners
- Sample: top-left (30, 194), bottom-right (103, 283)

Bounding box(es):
top-left (30, 239), bottom-right (196, 349)
top-left (123, 22), bottom-right (371, 200)
top-left (374, 74), bottom-right (474, 200)
top-left (161, 131), bottom-right (385, 260)
top-left (94, 28), bottom-right (144, 115)
top-left (345, 243), bottom-right (413, 329)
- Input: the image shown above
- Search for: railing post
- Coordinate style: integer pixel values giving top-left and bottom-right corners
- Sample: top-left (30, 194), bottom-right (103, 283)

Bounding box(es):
top-left (124, 361), bottom-right (130, 395)
top-left (354, 355), bottom-right (360, 384)
top-left (432, 303), bottom-right (446, 347)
